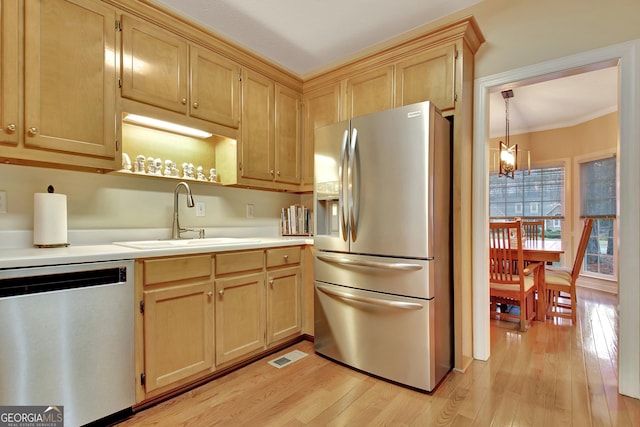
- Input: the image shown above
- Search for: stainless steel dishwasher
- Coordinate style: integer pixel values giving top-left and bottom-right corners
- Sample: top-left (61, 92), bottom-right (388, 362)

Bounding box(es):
top-left (0, 260), bottom-right (135, 427)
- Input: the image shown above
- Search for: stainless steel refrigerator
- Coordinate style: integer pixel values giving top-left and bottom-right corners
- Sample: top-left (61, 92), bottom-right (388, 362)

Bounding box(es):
top-left (313, 101), bottom-right (452, 392)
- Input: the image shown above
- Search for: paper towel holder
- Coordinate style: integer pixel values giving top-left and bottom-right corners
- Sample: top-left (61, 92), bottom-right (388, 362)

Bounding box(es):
top-left (34, 185), bottom-right (70, 248)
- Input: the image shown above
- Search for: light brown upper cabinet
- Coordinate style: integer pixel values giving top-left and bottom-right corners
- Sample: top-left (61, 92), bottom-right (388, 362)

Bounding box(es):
top-left (240, 69), bottom-right (302, 189)
top-left (121, 15), bottom-right (189, 114)
top-left (121, 16), bottom-right (240, 129)
top-left (0, 0), bottom-right (19, 146)
top-left (240, 69), bottom-right (275, 182)
top-left (346, 65), bottom-right (394, 119)
top-left (190, 47), bottom-right (241, 128)
top-left (302, 83), bottom-right (341, 188)
top-left (0, 0), bottom-right (119, 171)
top-left (395, 44), bottom-right (456, 111)
top-left (274, 84), bottom-right (302, 185)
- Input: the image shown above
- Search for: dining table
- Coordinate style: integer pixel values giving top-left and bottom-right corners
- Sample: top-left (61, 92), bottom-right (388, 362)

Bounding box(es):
top-left (521, 239), bottom-right (563, 263)
top-left (491, 238), bottom-right (564, 321)
top-left (522, 239), bottom-right (564, 320)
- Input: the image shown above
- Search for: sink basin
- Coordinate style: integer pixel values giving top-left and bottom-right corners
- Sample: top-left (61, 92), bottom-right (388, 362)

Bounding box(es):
top-left (113, 237), bottom-right (261, 249)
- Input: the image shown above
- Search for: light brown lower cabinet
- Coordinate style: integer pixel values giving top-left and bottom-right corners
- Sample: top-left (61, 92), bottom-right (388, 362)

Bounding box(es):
top-left (137, 247), bottom-right (303, 403)
top-left (214, 247), bottom-right (303, 366)
top-left (139, 255), bottom-right (214, 398)
top-left (214, 272), bottom-right (266, 365)
top-left (266, 246), bottom-right (303, 345)
top-left (267, 266), bottom-right (302, 345)
top-left (143, 281), bottom-right (214, 393)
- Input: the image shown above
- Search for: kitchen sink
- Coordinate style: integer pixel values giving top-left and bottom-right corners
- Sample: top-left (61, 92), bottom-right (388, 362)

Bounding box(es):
top-left (113, 237), bottom-right (261, 249)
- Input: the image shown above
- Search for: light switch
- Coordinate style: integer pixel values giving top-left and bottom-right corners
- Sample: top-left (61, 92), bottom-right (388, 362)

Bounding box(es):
top-left (196, 202), bottom-right (206, 217)
top-left (246, 204), bottom-right (255, 219)
top-left (0, 191), bottom-right (6, 214)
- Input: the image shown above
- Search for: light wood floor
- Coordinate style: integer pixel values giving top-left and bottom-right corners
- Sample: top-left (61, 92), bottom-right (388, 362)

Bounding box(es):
top-left (115, 288), bottom-right (640, 426)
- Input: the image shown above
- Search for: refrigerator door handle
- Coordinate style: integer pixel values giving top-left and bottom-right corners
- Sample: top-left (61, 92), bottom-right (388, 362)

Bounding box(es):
top-left (348, 127), bottom-right (358, 242)
top-left (316, 284), bottom-right (424, 310)
top-left (339, 129), bottom-right (349, 241)
top-left (316, 253), bottom-right (424, 271)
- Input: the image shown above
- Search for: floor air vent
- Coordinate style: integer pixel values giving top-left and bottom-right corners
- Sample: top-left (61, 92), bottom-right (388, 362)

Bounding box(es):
top-left (267, 350), bottom-right (308, 368)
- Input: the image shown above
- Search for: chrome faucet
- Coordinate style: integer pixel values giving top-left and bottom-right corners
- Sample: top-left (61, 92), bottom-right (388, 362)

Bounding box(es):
top-left (172, 181), bottom-right (195, 239)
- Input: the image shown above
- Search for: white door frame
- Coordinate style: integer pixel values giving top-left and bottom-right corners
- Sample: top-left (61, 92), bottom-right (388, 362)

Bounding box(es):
top-left (471, 40), bottom-right (640, 398)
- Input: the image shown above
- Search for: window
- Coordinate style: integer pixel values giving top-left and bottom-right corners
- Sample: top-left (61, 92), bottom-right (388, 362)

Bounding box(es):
top-left (489, 166), bottom-right (565, 241)
top-left (580, 156), bottom-right (616, 277)
top-left (514, 203), bottom-right (522, 214)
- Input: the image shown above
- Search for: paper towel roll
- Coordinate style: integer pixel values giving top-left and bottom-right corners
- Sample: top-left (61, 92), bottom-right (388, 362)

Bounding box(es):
top-left (33, 193), bottom-right (68, 247)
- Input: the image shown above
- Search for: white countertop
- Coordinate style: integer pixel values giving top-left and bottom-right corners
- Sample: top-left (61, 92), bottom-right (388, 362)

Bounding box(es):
top-left (0, 236), bottom-right (312, 270)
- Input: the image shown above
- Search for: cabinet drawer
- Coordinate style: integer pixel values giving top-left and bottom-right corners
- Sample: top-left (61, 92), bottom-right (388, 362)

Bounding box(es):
top-left (144, 255), bottom-right (212, 285)
top-left (266, 246), bottom-right (301, 268)
top-left (215, 250), bottom-right (264, 275)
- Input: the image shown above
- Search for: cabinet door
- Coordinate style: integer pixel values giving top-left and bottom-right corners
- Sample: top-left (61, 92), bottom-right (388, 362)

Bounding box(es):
top-left (267, 266), bottom-right (302, 345)
top-left (274, 84), bottom-right (302, 185)
top-left (240, 70), bottom-right (274, 182)
top-left (0, 0), bottom-right (18, 145)
top-left (143, 281), bottom-right (213, 393)
top-left (346, 65), bottom-right (394, 119)
top-left (302, 84), bottom-right (341, 186)
top-left (23, 0), bottom-right (116, 158)
top-left (215, 272), bottom-right (266, 365)
top-left (121, 15), bottom-right (188, 114)
top-left (190, 46), bottom-right (240, 128)
top-left (395, 44), bottom-right (456, 111)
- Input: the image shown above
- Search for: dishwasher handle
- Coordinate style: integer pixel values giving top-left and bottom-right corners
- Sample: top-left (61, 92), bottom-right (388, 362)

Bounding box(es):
top-left (316, 284), bottom-right (423, 310)
top-left (316, 253), bottom-right (424, 271)
top-left (0, 266), bottom-right (128, 298)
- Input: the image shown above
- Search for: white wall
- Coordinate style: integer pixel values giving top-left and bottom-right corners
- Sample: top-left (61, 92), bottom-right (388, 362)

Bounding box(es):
top-left (0, 163), bottom-right (301, 243)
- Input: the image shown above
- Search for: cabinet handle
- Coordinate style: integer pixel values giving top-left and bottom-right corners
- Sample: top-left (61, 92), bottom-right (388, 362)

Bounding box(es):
top-left (283, 255), bottom-right (289, 262)
top-left (218, 289), bottom-right (224, 296)
top-left (276, 171), bottom-right (281, 176)
top-left (270, 169), bottom-right (274, 175)
top-left (193, 101), bottom-right (199, 109)
top-left (27, 127), bottom-right (38, 136)
top-left (181, 98), bottom-right (187, 105)
top-left (207, 291), bottom-right (213, 297)
top-left (269, 279), bottom-right (274, 286)
top-left (5, 123), bottom-right (16, 133)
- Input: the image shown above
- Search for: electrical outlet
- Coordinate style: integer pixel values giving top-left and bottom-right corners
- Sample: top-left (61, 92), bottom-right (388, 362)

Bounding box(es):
top-left (196, 202), bottom-right (206, 217)
top-left (0, 191), bottom-right (6, 214)
top-left (246, 203), bottom-right (255, 219)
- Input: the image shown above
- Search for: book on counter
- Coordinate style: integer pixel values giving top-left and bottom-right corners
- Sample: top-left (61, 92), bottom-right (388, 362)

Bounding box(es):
top-left (281, 204), bottom-right (313, 236)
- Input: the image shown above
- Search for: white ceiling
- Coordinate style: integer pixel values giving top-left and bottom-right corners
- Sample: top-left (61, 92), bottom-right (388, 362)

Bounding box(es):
top-left (152, 0), bottom-right (483, 75)
top-left (151, 0), bottom-right (619, 135)
top-left (489, 66), bottom-right (619, 138)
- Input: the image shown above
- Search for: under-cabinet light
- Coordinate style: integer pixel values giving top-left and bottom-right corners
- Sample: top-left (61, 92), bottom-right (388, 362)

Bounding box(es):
top-left (123, 114), bottom-right (213, 138)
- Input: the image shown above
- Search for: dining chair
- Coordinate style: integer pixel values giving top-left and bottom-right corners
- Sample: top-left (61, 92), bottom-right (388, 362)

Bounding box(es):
top-left (544, 218), bottom-right (595, 323)
top-left (489, 220), bottom-right (543, 332)
top-left (522, 220), bottom-right (545, 241)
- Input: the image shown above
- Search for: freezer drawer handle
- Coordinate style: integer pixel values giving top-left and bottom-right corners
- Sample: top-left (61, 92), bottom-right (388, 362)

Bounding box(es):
top-left (316, 284), bottom-right (423, 310)
top-left (316, 254), bottom-right (423, 271)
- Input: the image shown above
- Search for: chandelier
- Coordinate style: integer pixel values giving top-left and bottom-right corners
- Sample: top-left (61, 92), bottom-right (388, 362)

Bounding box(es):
top-left (499, 89), bottom-right (517, 178)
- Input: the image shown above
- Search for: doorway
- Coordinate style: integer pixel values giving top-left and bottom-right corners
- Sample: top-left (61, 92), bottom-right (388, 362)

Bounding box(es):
top-left (471, 40), bottom-right (640, 398)
top-left (487, 63), bottom-right (618, 290)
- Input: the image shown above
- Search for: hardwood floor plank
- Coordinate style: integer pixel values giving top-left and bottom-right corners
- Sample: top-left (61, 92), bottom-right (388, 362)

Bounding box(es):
top-left (115, 288), bottom-right (640, 427)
